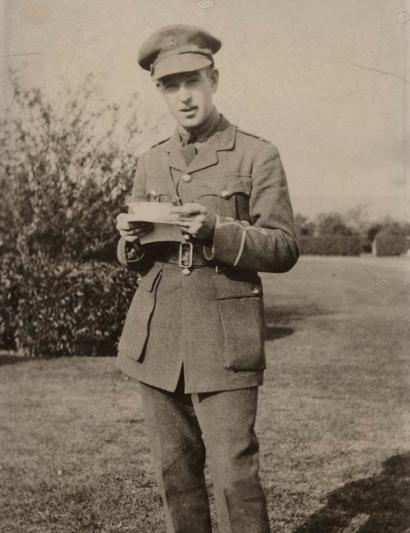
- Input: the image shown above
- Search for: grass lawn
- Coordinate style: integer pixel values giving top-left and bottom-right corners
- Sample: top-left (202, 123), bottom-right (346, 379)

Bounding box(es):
top-left (1, 256), bottom-right (409, 532)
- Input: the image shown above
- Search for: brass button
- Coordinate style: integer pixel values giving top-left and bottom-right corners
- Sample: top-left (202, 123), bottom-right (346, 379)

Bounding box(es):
top-left (181, 268), bottom-right (191, 276)
top-left (252, 287), bottom-right (260, 295)
top-left (149, 189), bottom-right (157, 197)
top-left (172, 195), bottom-right (181, 205)
top-left (182, 174), bottom-right (192, 183)
top-left (221, 189), bottom-right (229, 198)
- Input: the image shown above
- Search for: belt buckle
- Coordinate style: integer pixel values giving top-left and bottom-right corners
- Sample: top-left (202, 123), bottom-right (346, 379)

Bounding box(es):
top-left (178, 241), bottom-right (193, 275)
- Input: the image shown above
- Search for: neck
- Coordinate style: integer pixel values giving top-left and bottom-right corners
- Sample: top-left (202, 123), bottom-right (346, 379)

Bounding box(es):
top-left (178, 107), bottom-right (220, 144)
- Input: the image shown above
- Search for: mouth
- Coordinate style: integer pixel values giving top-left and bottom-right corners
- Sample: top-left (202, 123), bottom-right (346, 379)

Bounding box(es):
top-left (180, 107), bottom-right (197, 115)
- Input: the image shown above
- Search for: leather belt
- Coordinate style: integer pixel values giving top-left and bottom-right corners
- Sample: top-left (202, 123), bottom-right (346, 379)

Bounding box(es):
top-left (157, 242), bottom-right (218, 275)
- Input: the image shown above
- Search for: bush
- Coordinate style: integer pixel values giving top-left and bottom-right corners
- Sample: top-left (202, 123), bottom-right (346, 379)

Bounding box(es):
top-left (0, 255), bottom-right (24, 350)
top-left (0, 78), bottom-right (144, 261)
top-left (0, 78), bottom-right (153, 356)
top-left (373, 229), bottom-right (409, 256)
top-left (299, 235), bottom-right (362, 256)
top-left (1, 253), bottom-right (139, 356)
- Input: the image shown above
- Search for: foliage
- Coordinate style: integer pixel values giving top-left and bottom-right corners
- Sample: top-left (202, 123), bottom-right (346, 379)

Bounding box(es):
top-left (299, 235), bottom-right (362, 256)
top-left (0, 255), bottom-right (23, 350)
top-left (0, 76), bottom-right (143, 261)
top-left (373, 224), bottom-right (409, 256)
top-left (314, 212), bottom-right (357, 237)
top-left (1, 253), bottom-right (138, 356)
top-left (0, 78), bottom-right (147, 355)
top-left (294, 214), bottom-right (315, 238)
top-left (295, 212), bottom-right (410, 255)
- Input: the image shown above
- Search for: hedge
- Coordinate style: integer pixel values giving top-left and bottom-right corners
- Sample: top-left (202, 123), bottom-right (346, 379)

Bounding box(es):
top-left (0, 253), bottom-right (138, 357)
top-left (299, 235), bottom-right (362, 256)
top-left (373, 231), bottom-right (409, 256)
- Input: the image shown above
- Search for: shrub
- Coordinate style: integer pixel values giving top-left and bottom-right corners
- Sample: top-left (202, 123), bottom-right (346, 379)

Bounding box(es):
top-left (373, 229), bottom-right (409, 256)
top-left (0, 78), bottom-right (156, 356)
top-left (0, 254), bottom-right (24, 350)
top-left (1, 254), bottom-right (139, 356)
top-left (299, 235), bottom-right (362, 256)
top-left (0, 77), bottom-right (146, 261)
top-left (315, 212), bottom-right (354, 237)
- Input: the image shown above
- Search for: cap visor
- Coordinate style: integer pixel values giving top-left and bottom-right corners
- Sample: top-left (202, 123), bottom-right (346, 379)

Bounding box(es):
top-left (153, 53), bottom-right (212, 80)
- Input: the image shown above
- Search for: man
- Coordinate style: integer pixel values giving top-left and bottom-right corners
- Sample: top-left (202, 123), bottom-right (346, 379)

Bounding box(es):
top-left (116, 24), bottom-right (298, 533)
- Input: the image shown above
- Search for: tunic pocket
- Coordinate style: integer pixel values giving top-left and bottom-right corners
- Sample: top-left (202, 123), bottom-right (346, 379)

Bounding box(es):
top-left (118, 263), bottom-right (163, 362)
top-left (215, 273), bottom-right (266, 371)
top-left (145, 177), bottom-right (171, 203)
top-left (196, 176), bottom-right (252, 220)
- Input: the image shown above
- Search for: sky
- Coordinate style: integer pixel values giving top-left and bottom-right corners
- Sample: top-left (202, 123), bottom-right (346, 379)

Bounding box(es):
top-left (1, 0), bottom-right (409, 221)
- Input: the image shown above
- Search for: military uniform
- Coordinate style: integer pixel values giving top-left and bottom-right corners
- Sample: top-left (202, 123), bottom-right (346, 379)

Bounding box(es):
top-left (116, 25), bottom-right (298, 533)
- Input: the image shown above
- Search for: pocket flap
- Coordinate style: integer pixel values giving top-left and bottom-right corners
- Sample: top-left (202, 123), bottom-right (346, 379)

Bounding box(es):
top-left (139, 263), bottom-right (163, 292)
top-left (145, 177), bottom-right (170, 200)
top-left (197, 176), bottom-right (251, 199)
top-left (220, 176), bottom-right (252, 198)
top-left (214, 271), bottom-right (262, 299)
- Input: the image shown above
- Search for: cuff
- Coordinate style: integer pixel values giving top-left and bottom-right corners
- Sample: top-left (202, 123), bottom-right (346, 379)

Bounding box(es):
top-left (117, 238), bottom-right (145, 266)
top-left (207, 215), bottom-right (247, 266)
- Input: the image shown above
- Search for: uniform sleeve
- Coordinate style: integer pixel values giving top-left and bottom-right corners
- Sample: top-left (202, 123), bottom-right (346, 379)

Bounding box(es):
top-left (209, 143), bottom-right (299, 272)
top-left (117, 156), bottom-right (153, 272)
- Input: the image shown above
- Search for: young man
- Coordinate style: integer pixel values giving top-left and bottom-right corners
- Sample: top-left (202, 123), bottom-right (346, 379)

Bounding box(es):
top-left (116, 24), bottom-right (298, 533)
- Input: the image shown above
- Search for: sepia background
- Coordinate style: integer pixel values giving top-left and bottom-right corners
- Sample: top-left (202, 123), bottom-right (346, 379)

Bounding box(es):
top-left (1, 2), bottom-right (409, 533)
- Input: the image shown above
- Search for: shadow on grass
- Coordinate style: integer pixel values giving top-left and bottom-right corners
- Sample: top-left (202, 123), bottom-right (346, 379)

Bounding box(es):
top-left (263, 302), bottom-right (329, 343)
top-left (264, 302), bottom-right (329, 324)
top-left (265, 326), bottom-right (295, 341)
top-left (0, 354), bottom-right (35, 366)
top-left (295, 452), bottom-right (410, 533)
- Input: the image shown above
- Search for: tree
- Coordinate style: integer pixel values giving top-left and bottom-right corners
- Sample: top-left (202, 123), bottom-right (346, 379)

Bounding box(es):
top-left (294, 214), bottom-right (315, 237)
top-left (315, 212), bottom-right (356, 237)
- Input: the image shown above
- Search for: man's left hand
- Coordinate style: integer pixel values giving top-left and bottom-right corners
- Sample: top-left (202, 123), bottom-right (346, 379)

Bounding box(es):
top-left (171, 203), bottom-right (215, 241)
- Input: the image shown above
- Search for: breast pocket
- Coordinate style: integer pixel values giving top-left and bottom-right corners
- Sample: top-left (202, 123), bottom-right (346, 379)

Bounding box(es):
top-left (145, 178), bottom-right (172, 203)
top-left (214, 272), bottom-right (266, 371)
top-left (118, 263), bottom-right (163, 362)
top-left (196, 176), bottom-right (252, 220)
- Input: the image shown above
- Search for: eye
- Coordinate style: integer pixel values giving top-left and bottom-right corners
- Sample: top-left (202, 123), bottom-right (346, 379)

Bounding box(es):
top-left (186, 77), bottom-right (200, 87)
top-left (162, 82), bottom-right (178, 91)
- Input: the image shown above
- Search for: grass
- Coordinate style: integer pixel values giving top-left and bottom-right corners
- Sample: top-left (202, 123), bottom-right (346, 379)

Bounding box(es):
top-left (1, 256), bottom-right (409, 532)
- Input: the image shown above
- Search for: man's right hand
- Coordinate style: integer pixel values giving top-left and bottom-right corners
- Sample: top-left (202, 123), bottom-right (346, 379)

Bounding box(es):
top-left (116, 214), bottom-right (154, 242)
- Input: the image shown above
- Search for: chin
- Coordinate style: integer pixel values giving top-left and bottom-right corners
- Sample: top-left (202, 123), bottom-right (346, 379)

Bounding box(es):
top-left (181, 119), bottom-right (200, 129)
top-left (179, 115), bottom-right (203, 129)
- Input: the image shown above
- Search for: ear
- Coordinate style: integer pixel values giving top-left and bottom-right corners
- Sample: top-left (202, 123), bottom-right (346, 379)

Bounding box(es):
top-left (210, 68), bottom-right (219, 93)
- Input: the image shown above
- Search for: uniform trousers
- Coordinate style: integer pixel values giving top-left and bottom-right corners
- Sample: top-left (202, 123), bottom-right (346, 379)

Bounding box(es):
top-left (139, 376), bottom-right (271, 533)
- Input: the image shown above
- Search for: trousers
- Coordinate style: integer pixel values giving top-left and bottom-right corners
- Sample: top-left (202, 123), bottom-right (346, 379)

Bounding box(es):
top-left (139, 377), bottom-right (271, 533)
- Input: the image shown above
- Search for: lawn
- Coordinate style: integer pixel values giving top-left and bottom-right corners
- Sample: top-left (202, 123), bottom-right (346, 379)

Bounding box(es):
top-left (1, 256), bottom-right (409, 533)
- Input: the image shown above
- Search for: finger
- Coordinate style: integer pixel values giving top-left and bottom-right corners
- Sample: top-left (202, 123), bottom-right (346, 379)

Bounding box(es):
top-left (175, 221), bottom-right (192, 230)
top-left (171, 203), bottom-right (206, 216)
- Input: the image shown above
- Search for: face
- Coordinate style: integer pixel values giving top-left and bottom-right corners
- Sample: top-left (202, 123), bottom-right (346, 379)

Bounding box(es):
top-left (157, 68), bottom-right (219, 129)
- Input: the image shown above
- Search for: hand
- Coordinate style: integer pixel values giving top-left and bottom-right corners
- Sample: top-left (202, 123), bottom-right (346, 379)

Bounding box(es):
top-left (116, 214), bottom-right (154, 242)
top-left (170, 203), bottom-right (215, 241)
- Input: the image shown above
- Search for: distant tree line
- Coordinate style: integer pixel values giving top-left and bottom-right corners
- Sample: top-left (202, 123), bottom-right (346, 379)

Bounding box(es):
top-left (295, 212), bottom-right (409, 257)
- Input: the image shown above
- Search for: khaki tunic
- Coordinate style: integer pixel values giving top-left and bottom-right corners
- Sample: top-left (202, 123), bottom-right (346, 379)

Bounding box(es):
top-left (116, 116), bottom-right (298, 393)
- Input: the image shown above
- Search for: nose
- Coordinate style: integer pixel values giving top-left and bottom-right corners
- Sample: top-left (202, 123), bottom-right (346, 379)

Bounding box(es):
top-left (178, 84), bottom-right (191, 104)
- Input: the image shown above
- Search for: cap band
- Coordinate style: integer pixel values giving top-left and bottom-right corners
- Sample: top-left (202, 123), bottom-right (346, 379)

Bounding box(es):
top-left (151, 47), bottom-right (214, 79)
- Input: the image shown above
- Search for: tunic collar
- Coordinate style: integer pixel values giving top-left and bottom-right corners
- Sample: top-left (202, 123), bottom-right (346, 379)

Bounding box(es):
top-left (177, 107), bottom-right (222, 145)
top-left (159, 113), bottom-right (237, 173)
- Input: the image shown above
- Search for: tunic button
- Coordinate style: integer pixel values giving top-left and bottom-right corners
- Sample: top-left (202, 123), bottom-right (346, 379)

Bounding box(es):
top-left (252, 287), bottom-right (260, 295)
top-left (182, 174), bottom-right (192, 183)
top-left (171, 195), bottom-right (181, 205)
top-left (221, 189), bottom-right (229, 198)
top-left (149, 189), bottom-right (157, 197)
